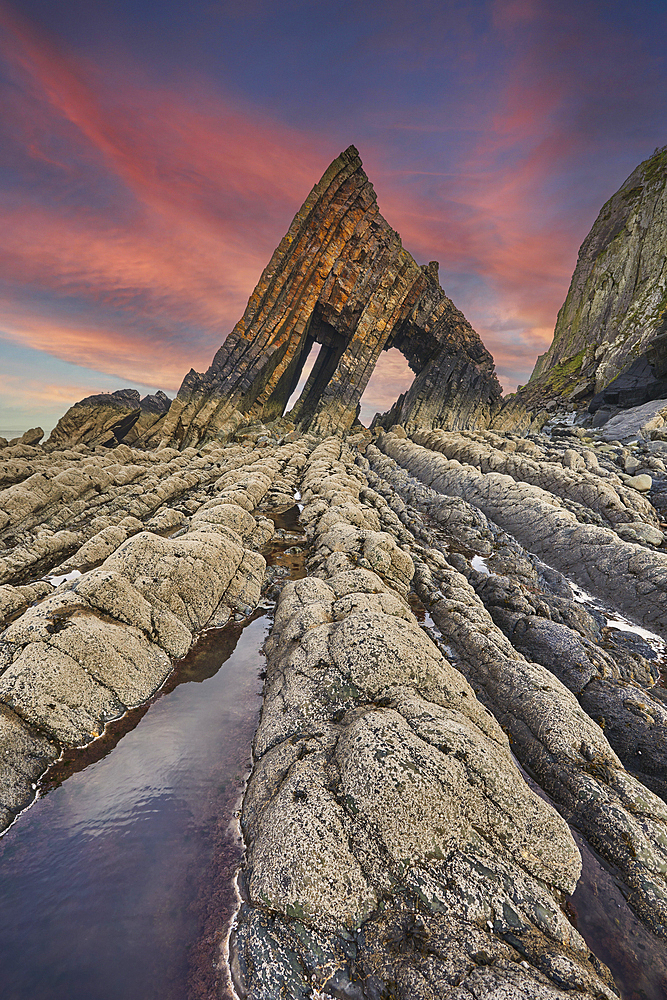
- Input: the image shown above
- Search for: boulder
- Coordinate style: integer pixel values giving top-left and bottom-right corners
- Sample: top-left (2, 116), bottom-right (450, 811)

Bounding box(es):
top-left (19, 427), bottom-right (44, 447)
top-left (626, 473), bottom-right (653, 492)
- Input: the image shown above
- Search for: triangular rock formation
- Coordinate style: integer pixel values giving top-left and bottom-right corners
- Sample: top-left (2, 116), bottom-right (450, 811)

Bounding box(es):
top-left (145, 146), bottom-right (501, 448)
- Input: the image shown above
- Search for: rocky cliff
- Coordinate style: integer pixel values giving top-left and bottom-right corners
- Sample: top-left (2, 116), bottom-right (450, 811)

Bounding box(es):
top-left (6, 145), bottom-right (667, 997)
top-left (133, 146), bottom-right (502, 449)
top-left (517, 145), bottom-right (667, 415)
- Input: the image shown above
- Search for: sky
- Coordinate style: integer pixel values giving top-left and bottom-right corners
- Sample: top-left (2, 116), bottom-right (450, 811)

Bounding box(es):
top-left (1, 0), bottom-right (666, 435)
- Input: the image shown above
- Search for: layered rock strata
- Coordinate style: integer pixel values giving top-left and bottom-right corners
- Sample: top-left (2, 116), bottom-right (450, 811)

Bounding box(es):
top-left (46, 389), bottom-right (171, 450)
top-left (0, 436), bottom-right (278, 591)
top-left (378, 430), bottom-right (667, 631)
top-left (38, 146), bottom-right (505, 452)
top-left (231, 437), bottom-right (616, 999)
top-left (0, 431), bottom-right (315, 832)
top-left (6, 140), bottom-right (667, 995)
top-left (128, 146), bottom-right (501, 449)
top-left (402, 427), bottom-right (660, 530)
top-left (3, 419), bottom-right (667, 992)
top-left (598, 398), bottom-right (667, 443)
top-left (365, 439), bottom-right (667, 933)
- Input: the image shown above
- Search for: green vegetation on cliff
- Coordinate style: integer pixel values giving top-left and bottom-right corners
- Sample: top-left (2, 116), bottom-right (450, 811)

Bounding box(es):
top-left (524, 144), bottom-right (667, 398)
top-left (540, 350), bottom-right (586, 392)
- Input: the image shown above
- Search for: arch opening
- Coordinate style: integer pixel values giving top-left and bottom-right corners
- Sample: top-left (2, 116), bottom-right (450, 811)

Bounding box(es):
top-left (284, 340), bottom-right (319, 416)
top-left (359, 348), bottom-right (415, 426)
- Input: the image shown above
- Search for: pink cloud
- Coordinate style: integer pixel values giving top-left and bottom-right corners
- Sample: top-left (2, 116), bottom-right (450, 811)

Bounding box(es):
top-left (360, 349), bottom-right (414, 421)
top-left (0, 308), bottom-right (190, 391)
top-left (366, 32), bottom-right (597, 387)
top-left (0, 3), bottom-right (332, 385)
top-left (2, 0), bottom-right (645, 406)
top-left (1, 372), bottom-right (108, 408)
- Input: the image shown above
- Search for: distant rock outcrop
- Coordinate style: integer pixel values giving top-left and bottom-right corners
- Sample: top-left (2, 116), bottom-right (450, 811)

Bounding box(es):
top-left (148, 146), bottom-right (501, 448)
top-left (124, 390), bottom-right (172, 446)
top-left (504, 145), bottom-right (667, 422)
top-left (47, 389), bottom-right (171, 450)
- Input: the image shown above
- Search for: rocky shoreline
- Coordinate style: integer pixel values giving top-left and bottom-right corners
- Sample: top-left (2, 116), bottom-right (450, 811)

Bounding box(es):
top-left (2, 413), bottom-right (667, 997)
top-left (0, 431), bottom-right (307, 830)
top-left (232, 435), bottom-right (617, 999)
top-left (3, 143), bottom-right (667, 998)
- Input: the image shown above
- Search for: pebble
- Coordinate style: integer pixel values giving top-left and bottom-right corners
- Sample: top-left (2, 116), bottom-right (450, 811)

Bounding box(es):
top-left (626, 473), bottom-right (653, 492)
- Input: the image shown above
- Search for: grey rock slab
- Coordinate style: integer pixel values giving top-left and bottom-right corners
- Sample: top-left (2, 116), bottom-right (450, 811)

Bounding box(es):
top-left (104, 528), bottom-right (245, 631)
top-left (244, 746), bottom-right (378, 931)
top-left (0, 703), bottom-right (58, 814)
top-left (616, 522), bottom-right (664, 545)
top-left (190, 500), bottom-right (257, 540)
top-left (380, 433), bottom-right (667, 632)
top-left (223, 549), bottom-right (266, 616)
top-left (0, 641), bottom-right (125, 744)
top-left (330, 611), bottom-right (501, 743)
top-left (356, 444), bottom-right (667, 939)
top-left (409, 427), bottom-right (657, 529)
top-left (413, 554), bottom-right (667, 935)
top-left (46, 610), bottom-right (172, 708)
top-left (0, 584), bottom-right (39, 628)
top-left (337, 702), bottom-right (580, 892)
top-left (354, 907), bottom-right (616, 1000)
top-left (2, 590), bottom-right (89, 645)
top-left (234, 432), bottom-right (617, 999)
top-left (491, 613), bottom-right (604, 694)
top-left (601, 399), bottom-right (667, 443)
top-left (73, 568), bottom-right (154, 632)
top-left (150, 606), bottom-right (193, 658)
top-left (579, 678), bottom-right (667, 800)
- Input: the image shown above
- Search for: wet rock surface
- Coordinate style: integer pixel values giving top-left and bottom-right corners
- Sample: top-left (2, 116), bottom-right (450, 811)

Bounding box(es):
top-left (3, 420), bottom-right (667, 997)
top-left (367, 434), bottom-right (667, 937)
top-left (231, 438), bottom-right (619, 999)
top-left (0, 430), bottom-right (313, 828)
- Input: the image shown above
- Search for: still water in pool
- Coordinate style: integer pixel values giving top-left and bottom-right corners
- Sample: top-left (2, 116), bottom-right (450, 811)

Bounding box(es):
top-left (0, 613), bottom-right (269, 1000)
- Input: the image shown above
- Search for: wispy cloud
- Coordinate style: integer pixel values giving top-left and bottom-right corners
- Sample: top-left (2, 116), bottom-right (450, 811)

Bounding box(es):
top-left (0, 3), bottom-right (330, 386)
top-left (358, 349), bottom-right (414, 422)
top-left (1, 0), bottom-right (665, 422)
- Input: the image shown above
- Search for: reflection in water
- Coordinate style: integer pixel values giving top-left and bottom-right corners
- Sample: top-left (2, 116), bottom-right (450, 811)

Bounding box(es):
top-left (569, 829), bottom-right (667, 1000)
top-left (518, 763), bottom-right (667, 1000)
top-left (0, 615), bottom-right (269, 1000)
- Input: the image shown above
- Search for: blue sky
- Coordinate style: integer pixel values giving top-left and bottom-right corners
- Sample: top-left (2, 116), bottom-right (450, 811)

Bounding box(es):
top-left (1, 0), bottom-right (666, 434)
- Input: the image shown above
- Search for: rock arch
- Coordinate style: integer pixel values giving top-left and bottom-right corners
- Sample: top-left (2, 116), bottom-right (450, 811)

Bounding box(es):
top-left (142, 146), bottom-right (502, 447)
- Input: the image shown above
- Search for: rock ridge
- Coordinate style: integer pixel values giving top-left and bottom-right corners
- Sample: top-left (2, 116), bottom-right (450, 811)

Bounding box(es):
top-left (2, 421), bottom-right (667, 993)
top-left (231, 436), bottom-right (617, 999)
top-left (0, 431), bottom-right (314, 830)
